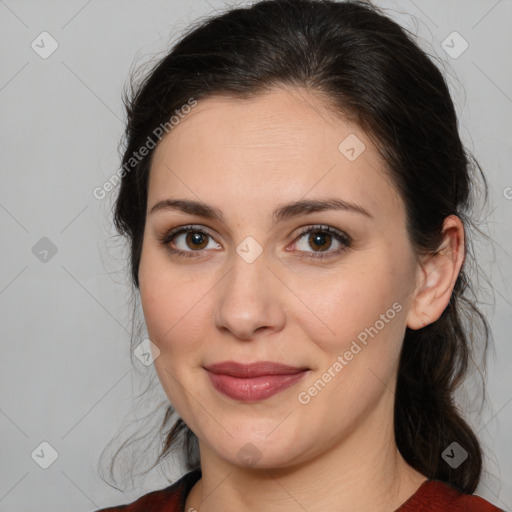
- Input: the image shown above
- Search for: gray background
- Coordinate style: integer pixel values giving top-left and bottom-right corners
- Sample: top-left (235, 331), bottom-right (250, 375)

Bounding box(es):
top-left (0, 0), bottom-right (510, 510)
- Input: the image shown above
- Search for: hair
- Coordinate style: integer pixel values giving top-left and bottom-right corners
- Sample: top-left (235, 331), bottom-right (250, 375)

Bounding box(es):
top-left (105, 0), bottom-right (493, 495)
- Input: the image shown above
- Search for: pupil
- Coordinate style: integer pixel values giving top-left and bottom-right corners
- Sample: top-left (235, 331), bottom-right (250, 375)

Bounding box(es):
top-left (310, 232), bottom-right (330, 251)
top-left (187, 232), bottom-right (207, 250)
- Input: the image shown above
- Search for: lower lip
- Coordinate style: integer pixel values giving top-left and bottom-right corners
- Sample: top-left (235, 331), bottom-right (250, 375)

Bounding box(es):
top-left (206, 370), bottom-right (308, 402)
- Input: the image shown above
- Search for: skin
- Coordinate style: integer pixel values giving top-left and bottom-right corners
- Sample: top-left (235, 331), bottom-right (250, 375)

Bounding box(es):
top-left (138, 86), bottom-right (465, 511)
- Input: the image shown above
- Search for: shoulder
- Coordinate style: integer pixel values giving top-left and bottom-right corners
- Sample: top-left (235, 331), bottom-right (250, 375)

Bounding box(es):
top-left (398, 479), bottom-right (505, 512)
top-left (93, 468), bottom-right (202, 512)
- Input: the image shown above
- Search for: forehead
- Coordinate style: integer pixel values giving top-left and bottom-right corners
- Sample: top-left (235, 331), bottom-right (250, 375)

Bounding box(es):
top-left (152, 87), bottom-right (362, 165)
top-left (148, 87), bottom-right (402, 222)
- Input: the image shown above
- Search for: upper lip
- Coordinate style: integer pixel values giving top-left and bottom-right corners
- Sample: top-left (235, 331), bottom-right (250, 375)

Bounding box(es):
top-left (204, 361), bottom-right (308, 378)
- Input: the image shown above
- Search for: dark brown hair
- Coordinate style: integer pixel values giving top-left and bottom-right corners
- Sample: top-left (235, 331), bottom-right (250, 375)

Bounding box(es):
top-left (103, 0), bottom-right (492, 494)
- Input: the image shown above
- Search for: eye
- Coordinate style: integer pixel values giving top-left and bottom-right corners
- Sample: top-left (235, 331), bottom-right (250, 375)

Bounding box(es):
top-left (291, 225), bottom-right (352, 259)
top-left (158, 224), bottom-right (352, 260)
top-left (158, 225), bottom-right (221, 257)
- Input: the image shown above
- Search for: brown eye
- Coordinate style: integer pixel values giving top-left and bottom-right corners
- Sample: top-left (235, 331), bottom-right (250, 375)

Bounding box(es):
top-left (185, 231), bottom-right (209, 250)
top-left (293, 225), bottom-right (351, 259)
top-left (158, 226), bottom-right (221, 258)
top-left (307, 231), bottom-right (332, 252)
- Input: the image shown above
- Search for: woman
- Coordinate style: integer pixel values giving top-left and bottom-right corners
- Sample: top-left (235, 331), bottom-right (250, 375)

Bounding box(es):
top-left (95, 0), bottom-right (503, 510)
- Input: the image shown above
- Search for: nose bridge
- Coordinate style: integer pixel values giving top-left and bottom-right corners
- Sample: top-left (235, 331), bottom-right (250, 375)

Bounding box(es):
top-left (213, 247), bottom-right (285, 339)
top-left (224, 233), bottom-right (269, 297)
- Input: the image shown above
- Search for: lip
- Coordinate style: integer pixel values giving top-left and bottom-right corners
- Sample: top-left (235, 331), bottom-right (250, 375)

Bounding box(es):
top-left (204, 361), bottom-right (308, 377)
top-left (204, 361), bottom-right (309, 402)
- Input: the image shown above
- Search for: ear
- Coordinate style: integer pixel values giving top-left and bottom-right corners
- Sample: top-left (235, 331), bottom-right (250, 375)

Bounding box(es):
top-left (406, 215), bottom-right (465, 330)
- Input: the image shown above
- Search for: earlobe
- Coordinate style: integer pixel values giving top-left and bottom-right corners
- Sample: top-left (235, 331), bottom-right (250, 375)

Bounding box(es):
top-left (406, 215), bottom-right (465, 330)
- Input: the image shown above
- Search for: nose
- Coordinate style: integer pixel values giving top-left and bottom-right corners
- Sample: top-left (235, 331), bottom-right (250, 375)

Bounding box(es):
top-left (213, 253), bottom-right (286, 341)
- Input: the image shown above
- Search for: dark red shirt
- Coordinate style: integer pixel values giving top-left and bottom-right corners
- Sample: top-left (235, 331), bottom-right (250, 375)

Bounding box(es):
top-left (95, 468), bottom-right (504, 511)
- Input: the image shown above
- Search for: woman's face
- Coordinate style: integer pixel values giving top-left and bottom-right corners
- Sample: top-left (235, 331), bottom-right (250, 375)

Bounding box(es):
top-left (138, 87), bottom-right (421, 470)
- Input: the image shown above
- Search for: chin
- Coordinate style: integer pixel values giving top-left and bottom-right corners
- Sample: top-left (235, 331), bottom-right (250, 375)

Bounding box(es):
top-left (206, 429), bottom-right (314, 471)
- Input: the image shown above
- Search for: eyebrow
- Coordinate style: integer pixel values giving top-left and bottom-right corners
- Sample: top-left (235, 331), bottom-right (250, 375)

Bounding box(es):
top-left (149, 197), bottom-right (373, 225)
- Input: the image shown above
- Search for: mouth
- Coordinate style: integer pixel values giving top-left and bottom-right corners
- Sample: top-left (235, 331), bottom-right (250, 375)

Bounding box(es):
top-left (203, 361), bottom-right (310, 402)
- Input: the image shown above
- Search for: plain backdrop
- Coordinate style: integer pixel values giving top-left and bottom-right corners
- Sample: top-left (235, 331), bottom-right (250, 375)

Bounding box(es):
top-left (0, 0), bottom-right (511, 511)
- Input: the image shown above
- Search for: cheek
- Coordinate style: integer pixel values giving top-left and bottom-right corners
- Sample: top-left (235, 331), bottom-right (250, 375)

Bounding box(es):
top-left (297, 272), bottom-right (407, 414)
top-left (138, 254), bottom-right (212, 412)
top-left (297, 265), bottom-right (400, 352)
top-left (140, 283), bottom-right (210, 356)
top-left (139, 246), bottom-right (207, 353)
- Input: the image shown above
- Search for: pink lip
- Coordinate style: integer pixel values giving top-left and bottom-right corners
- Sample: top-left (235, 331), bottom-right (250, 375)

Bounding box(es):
top-left (204, 361), bottom-right (309, 402)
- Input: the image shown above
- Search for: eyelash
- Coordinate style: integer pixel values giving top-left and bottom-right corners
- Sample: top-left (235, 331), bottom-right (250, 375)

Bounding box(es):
top-left (157, 224), bottom-right (352, 260)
